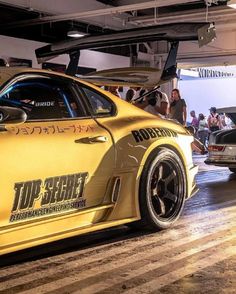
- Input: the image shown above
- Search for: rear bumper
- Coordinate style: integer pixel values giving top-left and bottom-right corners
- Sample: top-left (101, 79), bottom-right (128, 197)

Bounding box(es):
top-left (205, 159), bottom-right (236, 168)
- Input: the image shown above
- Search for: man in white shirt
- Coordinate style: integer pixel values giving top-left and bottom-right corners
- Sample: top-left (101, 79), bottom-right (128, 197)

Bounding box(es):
top-left (155, 90), bottom-right (169, 116)
top-left (143, 90), bottom-right (169, 117)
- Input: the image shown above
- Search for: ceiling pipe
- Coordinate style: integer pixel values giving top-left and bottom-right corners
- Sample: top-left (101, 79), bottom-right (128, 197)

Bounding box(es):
top-left (128, 5), bottom-right (236, 25)
top-left (4, 0), bottom-right (201, 29)
top-left (128, 7), bottom-right (236, 23)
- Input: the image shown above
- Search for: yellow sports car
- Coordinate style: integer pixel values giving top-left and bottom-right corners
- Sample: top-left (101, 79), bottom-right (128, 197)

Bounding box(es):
top-left (0, 66), bottom-right (198, 255)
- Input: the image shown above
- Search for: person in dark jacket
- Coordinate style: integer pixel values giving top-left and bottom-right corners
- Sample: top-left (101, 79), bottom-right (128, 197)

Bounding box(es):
top-left (169, 88), bottom-right (187, 126)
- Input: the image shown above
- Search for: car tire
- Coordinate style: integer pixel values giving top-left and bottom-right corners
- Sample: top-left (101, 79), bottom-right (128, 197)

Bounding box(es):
top-left (138, 147), bottom-right (187, 230)
top-left (229, 168), bottom-right (236, 173)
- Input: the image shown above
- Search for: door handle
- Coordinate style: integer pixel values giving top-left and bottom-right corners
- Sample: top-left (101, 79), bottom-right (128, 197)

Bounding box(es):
top-left (88, 136), bottom-right (108, 143)
top-left (75, 136), bottom-right (108, 144)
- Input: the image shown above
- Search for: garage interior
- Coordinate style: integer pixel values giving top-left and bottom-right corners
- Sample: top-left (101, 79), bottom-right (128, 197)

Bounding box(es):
top-left (1, 1), bottom-right (236, 293)
top-left (0, 0), bottom-right (235, 64)
top-left (0, 0), bottom-right (236, 115)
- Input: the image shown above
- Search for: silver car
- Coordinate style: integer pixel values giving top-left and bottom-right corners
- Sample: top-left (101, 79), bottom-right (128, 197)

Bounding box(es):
top-left (205, 107), bottom-right (236, 173)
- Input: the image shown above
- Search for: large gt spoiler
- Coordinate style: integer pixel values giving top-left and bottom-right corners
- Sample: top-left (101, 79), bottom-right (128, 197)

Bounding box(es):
top-left (36, 22), bottom-right (215, 64)
top-left (78, 41), bottom-right (178, 88)
top-left (78, 67), bottom-right (164, 88)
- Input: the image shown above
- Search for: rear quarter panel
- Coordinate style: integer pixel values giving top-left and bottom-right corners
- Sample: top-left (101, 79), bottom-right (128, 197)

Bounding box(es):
top-left (96, 94), bottom-right (195, 220)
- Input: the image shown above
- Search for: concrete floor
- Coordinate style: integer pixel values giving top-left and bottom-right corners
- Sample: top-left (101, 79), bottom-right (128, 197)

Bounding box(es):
top-left (1, 157), bottom-right (236, 293)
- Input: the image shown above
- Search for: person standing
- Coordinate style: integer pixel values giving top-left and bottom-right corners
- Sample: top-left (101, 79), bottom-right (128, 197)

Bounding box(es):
top-left (125, 88), bottom-right (136, 102)
top-left (135, 88), bottom-right (169, 117)
top-left (197, 113), bottom-right (209, 146)
top-left (169, 88), bottom-right (187, 126)
top-left (207, 107), bottom-right (222, 132)
top-left (154, 90), bottom-right (169, 117)
top-left (108, 86), bottom-right (121, 98)
top-left (190, 110), bottom-right (199, 129)
top-left (125, 87), bottom-right (141, 102)
top-left (224, 113), bottom-right (234, 129)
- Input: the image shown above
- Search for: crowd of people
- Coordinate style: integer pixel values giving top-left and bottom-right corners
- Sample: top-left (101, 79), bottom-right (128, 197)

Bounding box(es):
top-left (108, 86), bottom-right (187, 125)
top-left (189, 107), bottom-right (234, 146)
top-left (108, 86), bottom-right (234, 150)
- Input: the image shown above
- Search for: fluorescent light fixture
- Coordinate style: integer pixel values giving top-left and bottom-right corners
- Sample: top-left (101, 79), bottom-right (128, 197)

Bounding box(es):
top-left (67, 30), bottom-right (86, 38)
top-left (227, 0), bottom-right (236, 9)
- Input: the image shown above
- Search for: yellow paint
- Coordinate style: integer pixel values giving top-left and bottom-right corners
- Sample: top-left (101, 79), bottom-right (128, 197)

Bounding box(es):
top-left (0, 68), bottom-right (198, 255)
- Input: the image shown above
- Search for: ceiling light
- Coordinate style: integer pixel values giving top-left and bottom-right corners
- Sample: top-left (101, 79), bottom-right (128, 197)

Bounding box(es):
top-left (67, 30), bottom-right (86, 38)
top-left (227, 0), bottom-right (236, 9)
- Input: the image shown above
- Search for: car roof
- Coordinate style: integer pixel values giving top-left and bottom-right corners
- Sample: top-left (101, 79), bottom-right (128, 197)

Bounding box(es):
top-left (216, 107), bottom-right (236, 114)
top-left (0, 67), bottom-right (58, 84)
top-left (0, 66), bottom-right (103, 86)
top-left (0, 67), bottom-right (27, 84)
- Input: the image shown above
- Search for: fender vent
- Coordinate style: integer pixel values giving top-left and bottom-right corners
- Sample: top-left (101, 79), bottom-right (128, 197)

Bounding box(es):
top-left (111, 177), bottom-right (121, 203)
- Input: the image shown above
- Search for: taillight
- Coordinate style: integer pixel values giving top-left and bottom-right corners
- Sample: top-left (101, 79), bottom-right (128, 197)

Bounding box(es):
top-left (208, 145), bottom-right (225, 152)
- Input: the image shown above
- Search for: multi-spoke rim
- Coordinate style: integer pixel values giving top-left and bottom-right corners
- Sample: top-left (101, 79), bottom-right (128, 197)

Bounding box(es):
top-left (148, 158), bottom-right (184, 221)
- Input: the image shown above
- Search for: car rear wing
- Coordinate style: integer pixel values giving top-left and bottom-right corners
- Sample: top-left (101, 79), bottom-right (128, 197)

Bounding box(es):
top-left (78, 41), bottom-right (178, 88)
top-left (35, 22), bottom-right (215, 87)
top-left (36, 22), bottom-right (215, 64)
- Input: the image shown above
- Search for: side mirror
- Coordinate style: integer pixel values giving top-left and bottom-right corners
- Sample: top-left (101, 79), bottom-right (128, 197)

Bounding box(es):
top-left (0, 106), bottom-right (27, 125)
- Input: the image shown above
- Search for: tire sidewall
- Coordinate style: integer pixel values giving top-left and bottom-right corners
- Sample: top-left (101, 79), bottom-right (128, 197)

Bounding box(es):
top-left (139, 147), bottom-right (187, 230)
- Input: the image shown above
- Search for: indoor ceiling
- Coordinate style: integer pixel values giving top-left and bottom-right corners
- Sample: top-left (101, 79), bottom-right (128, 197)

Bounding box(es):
top-left (0, 0), bottom-right (230, 43)
top-left (0, 0), bottom-right (235, 66)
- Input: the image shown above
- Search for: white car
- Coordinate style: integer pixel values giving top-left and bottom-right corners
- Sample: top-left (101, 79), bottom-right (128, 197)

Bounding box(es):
top-left (205, 107), bottom-right (236, 173)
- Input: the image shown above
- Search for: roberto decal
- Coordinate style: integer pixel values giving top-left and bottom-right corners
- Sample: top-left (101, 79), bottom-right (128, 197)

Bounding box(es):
top-left (131, 127), bottom-right (177, 143)
top-left (10, 172), bottom-right (88, 222)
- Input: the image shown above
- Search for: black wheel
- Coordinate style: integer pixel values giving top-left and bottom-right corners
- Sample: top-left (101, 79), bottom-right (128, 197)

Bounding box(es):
top-left (229, 168), bottom-right (236, 173)
top-left (138, 147), bottom-right (187, 230)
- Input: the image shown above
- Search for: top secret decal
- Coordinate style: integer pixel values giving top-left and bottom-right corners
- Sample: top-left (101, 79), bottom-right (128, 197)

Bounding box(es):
top-left (10, 172), bottom-right (88, 222)
top-left (131, 127), bottom-right (177, 143)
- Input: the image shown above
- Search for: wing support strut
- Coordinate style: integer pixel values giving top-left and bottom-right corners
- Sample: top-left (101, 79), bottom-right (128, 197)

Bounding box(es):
top-left (132, 41), bottom-right (179, 104)
top-left (65, 50), bottom-right (80, 76)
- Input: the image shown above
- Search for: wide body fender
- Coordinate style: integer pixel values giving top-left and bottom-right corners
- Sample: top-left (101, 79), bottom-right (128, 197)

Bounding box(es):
top-left (97, 115), bottom-right (197, 222)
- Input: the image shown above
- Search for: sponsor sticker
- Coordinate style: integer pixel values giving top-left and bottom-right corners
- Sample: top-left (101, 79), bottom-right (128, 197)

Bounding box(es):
top-left (10, 172), bottom-right (88, 222)
top-left (35, 101), bottom-right (55, 107)
top-left (131, 127), bottom-right (177, 143)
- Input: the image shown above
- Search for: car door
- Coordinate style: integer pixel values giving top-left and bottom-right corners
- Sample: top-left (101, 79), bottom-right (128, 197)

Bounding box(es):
top-left (0, 73), bottom-right (115, 229)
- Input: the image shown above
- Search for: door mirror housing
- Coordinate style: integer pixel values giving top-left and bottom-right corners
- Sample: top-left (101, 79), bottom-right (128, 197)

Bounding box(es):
top-left (0, 106), bottom-right (27, 125)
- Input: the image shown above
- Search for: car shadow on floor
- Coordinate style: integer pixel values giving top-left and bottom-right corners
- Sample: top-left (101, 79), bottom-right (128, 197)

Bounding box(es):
top-left (1, 225), bottom-right (154, 267)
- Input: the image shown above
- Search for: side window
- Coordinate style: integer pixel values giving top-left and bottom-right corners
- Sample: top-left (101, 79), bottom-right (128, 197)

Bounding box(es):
top-left (82, 87), bottom-right (114, 116)
top-left (0, 76), bottom-right (85, 120)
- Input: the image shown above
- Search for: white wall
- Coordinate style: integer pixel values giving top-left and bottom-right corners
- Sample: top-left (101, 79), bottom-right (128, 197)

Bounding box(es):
top-left (179, 77), bottom-right (236, 122)
top-left (0, 35), bottom-right (129, 70)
